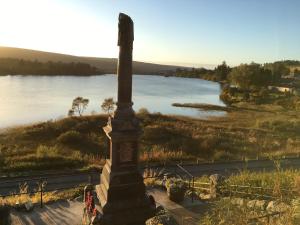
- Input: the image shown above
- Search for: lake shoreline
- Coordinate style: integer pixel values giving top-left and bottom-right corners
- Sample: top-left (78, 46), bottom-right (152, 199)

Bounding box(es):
top-left (0, 73), bottom-right (225, 84)
top-left (172, 103), bottom-right (231, 112)
top-left (0, 74), bottom-right (224, 128)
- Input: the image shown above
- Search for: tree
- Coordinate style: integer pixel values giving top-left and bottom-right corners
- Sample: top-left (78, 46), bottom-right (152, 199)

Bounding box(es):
top-left (68, 97), bottom-right (89, 116)
top-left (215, 61), bottom-right (231, 80)
top-left (264, 62), bottom-right (290, 83)
top-left (101, 98), bottom-right (116, 115)
top-left (294, 68), bottom-right (300, 77)
top-left (228, 63), bottom-right (271, 90)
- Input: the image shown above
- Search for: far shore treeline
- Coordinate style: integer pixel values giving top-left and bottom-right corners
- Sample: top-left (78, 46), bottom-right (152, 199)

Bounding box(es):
top-left (174, 60), bottom-right (300, 83)
top-left (1, 55), bottom-right (300, 82)
top-left (0, 58), bottom-right (103, 76)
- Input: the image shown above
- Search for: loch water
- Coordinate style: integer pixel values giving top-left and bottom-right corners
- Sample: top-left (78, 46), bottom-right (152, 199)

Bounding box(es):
top-left (0, 74), bottom-right (225, 128)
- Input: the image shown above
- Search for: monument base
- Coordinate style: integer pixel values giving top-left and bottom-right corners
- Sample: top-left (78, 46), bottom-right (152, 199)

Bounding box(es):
top-left (94, 162), bottom-right (155, 225)
top-left (96, 187), bottom-right (154, 225)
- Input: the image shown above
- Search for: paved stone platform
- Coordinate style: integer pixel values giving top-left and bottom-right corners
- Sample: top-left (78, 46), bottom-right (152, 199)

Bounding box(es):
top-left (11, 200), bottom-right (83, 225)
top-left (148, 188), bottom-right (208, 224)
top-left (11, 189), bottom-right (208, 225)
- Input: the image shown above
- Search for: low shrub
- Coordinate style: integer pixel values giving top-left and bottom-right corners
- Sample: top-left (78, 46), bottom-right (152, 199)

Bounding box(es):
top-left (165, 178), bottom-right (187, 202)
top-left (146, 214), bottom-right (178, 225)
top-left (213, 150), bottom-right (235, 161)
top-left (57, 130), bottom-right (83, 145)
top-left (36, 145), bottom-right (59, 158)
top-left (139, 147), bottom-right (193, 162)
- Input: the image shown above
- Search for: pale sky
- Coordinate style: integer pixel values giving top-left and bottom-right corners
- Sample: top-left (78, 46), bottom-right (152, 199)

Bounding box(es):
top-left (0, 0), bottom-right (299, 67)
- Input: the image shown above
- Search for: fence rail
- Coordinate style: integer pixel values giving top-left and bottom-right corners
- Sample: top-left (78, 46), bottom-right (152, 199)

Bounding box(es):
top-left (0, 171), bottom-right (98, 209)
top-left (191, 180), bottom-right (298, 200)
top-left (174, 164), bottom-right (195, 202)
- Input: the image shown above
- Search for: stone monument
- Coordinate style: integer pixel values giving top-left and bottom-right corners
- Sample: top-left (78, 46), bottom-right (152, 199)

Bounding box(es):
top-left (95, 13), bottom-right (155, 225)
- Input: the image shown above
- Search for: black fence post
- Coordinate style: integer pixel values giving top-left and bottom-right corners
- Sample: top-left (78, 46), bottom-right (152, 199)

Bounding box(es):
top-left (89, 174), bottom-right (92, 185)
top-left (40, 179), bottom-right (43, 208)
top-left (192, 176), bottom-right (194, 203)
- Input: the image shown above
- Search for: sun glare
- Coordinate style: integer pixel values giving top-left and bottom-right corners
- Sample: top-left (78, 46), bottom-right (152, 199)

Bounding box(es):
top-left (0, 0), bottom-right (117, 57)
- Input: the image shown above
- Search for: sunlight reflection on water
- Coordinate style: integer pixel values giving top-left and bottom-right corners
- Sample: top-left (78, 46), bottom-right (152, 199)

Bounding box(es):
top-left (0, 74), bottom-right (226, 128)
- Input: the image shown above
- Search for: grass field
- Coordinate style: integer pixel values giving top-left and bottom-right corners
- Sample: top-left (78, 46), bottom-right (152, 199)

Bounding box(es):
top-left (197, 167), bottom-right (300, 225)
top-left (0, 102), bottom-right (299, 175)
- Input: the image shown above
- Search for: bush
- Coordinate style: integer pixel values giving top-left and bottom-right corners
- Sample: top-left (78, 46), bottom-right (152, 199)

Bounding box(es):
top-left (57, 130), bottom-right (83, 145)
top-left (36, 145), bottom-right (59, 158)
top-left (21, 121), bottom-right (58, 140)
top-left (165, 178), bottom-right (187, 202)
top-left (146, 214), bottom-right (178, 225)
top-left (0, 151), bottom-right (3, 167)
top-left (53, 118), bottom-right (78, 132)
top-left (213, 150), bottom-right (235, 161)
top-left (138, 107), bottom-right (150, 114)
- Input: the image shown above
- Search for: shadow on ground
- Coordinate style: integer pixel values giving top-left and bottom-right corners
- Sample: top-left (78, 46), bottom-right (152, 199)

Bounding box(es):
top-left (147, 188), bottom-right (210, 225)
top-left (11, 189), bottom-right (210, 225)
top-left (11, 200), bottom-right (82, 225)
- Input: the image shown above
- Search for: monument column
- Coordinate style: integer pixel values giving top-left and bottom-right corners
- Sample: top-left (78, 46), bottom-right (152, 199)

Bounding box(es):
top-left (117, 13), bottom-right (133, 105)
top-left (96, 13), bottom-right (155, 225)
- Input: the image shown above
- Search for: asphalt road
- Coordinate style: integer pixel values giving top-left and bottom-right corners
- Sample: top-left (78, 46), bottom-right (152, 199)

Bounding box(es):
top-left (1, 157), bottom-right (300, 197)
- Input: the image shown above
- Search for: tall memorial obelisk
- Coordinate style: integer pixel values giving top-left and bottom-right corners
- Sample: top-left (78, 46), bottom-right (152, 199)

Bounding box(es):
top-left (96, 13), bottom-right (155, 225)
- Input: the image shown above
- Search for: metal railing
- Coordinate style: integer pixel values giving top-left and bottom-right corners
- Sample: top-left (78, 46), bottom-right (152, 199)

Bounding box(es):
top-left (174, 164), bottom-right (195, 202)
top-left (0, 171), bottom-right (98, 208)
top-left (142, 154), bottom-right (300, 168)
top-left (192, 179), bottom-right (298, 200)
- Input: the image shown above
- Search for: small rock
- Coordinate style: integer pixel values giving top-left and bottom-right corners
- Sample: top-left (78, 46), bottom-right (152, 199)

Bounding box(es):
top-left (91, 213), bottom-right (102, 225)
top-left (186, 190), bottom-right (200, 201)
top-left (24, 201), bottom-right (34, 212)
top-left (231, 198), bottom-right (244, 207)
top-left (14, 201), bottom-right (27, 211)
top-left (74, 195), bottom-right (84, 202)
top-left (275, 202), bottom-right (289, 212)
top-left (209, 174), bottom-right (225, 186)
top-left (255, 200), bottom-right (266, 211)
top-left (156, 205), bottom-right (166, 216)
top-left (200, 193), bottom-right (211, 200)
top-left (266, 201), bottom-right (275, 212)
top-left (223, 197), bottom-right (230, 201)
top-left (209, 174), bottom-right (225, 198)
top-left (146, 214), bottom-right (179, 225)
top-left (266, 201), bottom-right (289, 213)
top-left (247, 200), bottom-right (256, 209)
top-left (246, 200), bottom-right (266, 210)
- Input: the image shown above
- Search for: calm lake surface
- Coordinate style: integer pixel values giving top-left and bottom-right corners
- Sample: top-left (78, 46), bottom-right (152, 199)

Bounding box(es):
top-left (0, 75), bottom-right (225, 128)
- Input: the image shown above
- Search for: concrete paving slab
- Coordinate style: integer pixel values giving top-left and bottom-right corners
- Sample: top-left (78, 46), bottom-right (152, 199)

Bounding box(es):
top-left (11, 189), bottom-right (209, 225)
top-left (147, 188), bottom-right (209, 225)
top-left (11, 200), bottom-right (83, 225)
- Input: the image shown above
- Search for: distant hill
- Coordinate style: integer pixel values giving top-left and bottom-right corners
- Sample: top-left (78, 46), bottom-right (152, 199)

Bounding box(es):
top-left (0, 46), bottom-right (186, 75)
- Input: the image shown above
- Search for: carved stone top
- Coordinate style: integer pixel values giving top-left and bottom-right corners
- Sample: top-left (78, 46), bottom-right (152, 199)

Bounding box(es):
top-left (118, 13), bottom-right (134, 48)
